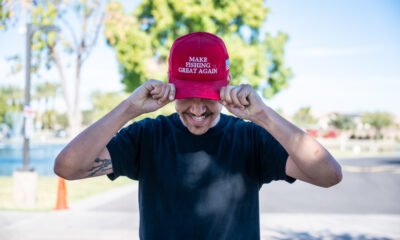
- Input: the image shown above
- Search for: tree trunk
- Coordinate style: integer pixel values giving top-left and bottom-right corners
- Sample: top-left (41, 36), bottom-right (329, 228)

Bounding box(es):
top-left (50, 46), bottom-right (82, 137)
top-left (67, 109), bottom-right (82, 137)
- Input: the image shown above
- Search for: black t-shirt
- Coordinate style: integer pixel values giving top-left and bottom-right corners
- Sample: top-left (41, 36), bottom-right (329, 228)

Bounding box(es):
top-left (107, 113), bottom-right (295, 240)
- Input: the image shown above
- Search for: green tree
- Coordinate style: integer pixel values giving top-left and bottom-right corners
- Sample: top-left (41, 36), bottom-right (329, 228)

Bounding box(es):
top-left (362, 111), bottom-right (393, 139)
top-left (1, 0), bottom-right (107, 135)
top-left (0, 85), bottom-right (23, 111)
top-left (0, 97), bottom-right (6, 123)
top-left (329, 113), bottom-right (355, 130)
top-left (292, 106), bottom-right (316, 127)
top-left (34, 81), bottom-right (60, 129)
top-left (104, 0), bottom-right (292, 98)
top-left (34, 81), bottom-right (59, 110)
top-left (56, 112), bottom-right (69, 129)
top-left (90, 90), bottom-right (127, 122)
top-left (0, 0), bottom-right (13, 30)
top-left (0, 85), bottom-right (23, 127)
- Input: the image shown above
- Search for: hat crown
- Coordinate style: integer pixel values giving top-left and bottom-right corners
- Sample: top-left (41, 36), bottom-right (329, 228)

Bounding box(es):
top-left (168, 32), bottom-right (230, 100)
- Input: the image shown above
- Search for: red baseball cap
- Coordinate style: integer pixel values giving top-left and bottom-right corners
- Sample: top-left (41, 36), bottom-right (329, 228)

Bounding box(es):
top-left (168, 32), bottom-right (230, 100)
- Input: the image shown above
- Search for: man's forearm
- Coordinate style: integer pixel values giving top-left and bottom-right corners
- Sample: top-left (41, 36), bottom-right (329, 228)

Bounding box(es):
top-left (252, 105), bottom-right (341, 184)
top-left (54, 99), bottom-right (140, 178)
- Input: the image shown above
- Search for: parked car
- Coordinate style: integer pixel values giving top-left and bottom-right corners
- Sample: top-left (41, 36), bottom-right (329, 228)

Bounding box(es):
top-left (323, 129), bottom-right (338, 138)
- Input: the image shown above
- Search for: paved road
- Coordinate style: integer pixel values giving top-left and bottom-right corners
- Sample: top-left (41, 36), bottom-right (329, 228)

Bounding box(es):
top-left (96, 156), bottom-right (400, 214)
top-left (1, 157), bottom-right (399, 240)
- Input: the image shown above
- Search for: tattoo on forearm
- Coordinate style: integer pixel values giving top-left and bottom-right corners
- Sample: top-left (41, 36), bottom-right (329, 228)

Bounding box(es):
top-left (87, 158), bottom-right (112, 177)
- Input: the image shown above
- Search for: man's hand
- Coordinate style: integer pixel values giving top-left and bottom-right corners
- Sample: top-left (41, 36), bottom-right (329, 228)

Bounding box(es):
top-left (219, 84), bottom-right (265, 121)
top-left (126, 79), bottom-right (175, 116)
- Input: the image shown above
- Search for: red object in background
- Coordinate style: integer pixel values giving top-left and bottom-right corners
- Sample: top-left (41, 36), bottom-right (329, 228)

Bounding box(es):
top-left (323, 130), bottom-right (338, 138)
top-left (54, 177), bottom-right (68, 210)
top-left (306, 129), bottom-right (319, 137)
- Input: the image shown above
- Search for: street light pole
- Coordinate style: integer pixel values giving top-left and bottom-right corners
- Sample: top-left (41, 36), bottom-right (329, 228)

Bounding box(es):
top-left (15, 22), bottom-right (60, 208)
top-left (22, 22), bottom-right (33, 171)
top-left (21, 23), bottom-right (60, 171)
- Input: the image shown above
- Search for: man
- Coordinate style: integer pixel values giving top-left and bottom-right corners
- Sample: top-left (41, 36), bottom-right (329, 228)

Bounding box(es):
top-left (54, 32), bottom-right (342, 239)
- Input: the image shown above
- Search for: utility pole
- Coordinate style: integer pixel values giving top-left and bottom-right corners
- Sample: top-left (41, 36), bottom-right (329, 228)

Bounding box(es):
top-left (14, 23), bottom-right (60, 208)
top-left (22, 23), bottom-right (33, 171)
top-left (21, 23), bottom-right (60, 171)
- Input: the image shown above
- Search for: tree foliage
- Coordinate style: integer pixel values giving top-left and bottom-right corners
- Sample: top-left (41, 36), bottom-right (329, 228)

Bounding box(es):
top-left (34, 81), bottom-right (60, 129)
top-left (329, 113), bottom-right (355, 130)
top-left (1, 0), bottom-right (107, 134)
top-left (0, 97), bottom-right (7, 123)
top-left (34, 82), bottom-right (59, 100)
top-left (89, 90), bottom-right (127, 121)
top-left (0, 85), bottom-right (23, 125)
top-left (292, 106), bottom-right (316, 127)
top-left (104, 0), bottom-right (292, 98)
top-left (362, 112), bottom-right (393, 131)
top-left (0, 0), bottom-right (13, 30)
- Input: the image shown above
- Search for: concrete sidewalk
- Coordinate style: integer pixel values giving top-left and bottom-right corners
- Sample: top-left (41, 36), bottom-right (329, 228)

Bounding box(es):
top-left (1, 211), bottom-right (398, 240)
top-left (1, 185), bottom-right (399, 240)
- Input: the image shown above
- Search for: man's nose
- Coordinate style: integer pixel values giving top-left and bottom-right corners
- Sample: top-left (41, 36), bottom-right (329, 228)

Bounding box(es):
top-left (190, 100), bottom-right (206, 116)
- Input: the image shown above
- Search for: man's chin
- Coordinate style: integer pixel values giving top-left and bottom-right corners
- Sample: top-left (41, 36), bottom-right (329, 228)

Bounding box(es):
top-left (178, 113), bottom-right (219, 135)
top-left (187, 126), bottom-right (209, 135)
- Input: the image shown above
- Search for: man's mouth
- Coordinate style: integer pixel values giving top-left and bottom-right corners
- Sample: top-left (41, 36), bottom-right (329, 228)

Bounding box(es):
top-left (185, 112), bottom-right (212, 123)
top-left (191, 115), bottom-right (206, 122)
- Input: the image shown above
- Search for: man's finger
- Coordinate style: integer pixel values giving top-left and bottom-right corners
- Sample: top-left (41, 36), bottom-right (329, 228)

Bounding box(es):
top-left (169, 84), bottom-right (175, 100)
top-left (224, 86), bottom-right (233, 105)
top-left (144, 79), bottom-right (159, 92)
top-left (230, 86), bottom-right (244, 109)
top-left (159, 85), bottom-right (170, 103)
top-left (219, 86), bottom-right (226, 104)
top-left (150, 84), bottom-right (161, 96)
top-left (152, 84), bottom-right (166, 99)
top-left (237, 86), bottom-right (250, 106)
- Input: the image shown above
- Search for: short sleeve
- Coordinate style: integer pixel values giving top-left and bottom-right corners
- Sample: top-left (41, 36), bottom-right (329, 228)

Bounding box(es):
top-left (253, 124), bottom-right (296, 185)
top-left (106, 122), bottom-right (142, 181)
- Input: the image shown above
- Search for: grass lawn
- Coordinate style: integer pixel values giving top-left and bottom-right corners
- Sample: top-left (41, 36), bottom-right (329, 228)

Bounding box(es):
top-left (0, 176), bottom-right (133, 211)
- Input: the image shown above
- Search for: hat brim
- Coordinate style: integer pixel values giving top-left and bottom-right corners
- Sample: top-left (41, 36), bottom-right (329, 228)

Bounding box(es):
top-left (171, 78), bottom-right (228, 100)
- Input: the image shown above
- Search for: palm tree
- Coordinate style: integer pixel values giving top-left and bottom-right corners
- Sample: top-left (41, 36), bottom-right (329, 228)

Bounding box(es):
top-left (35, 82), bottom-right (60, 112)
top-left (0, 86), bottom-right (23, 131)
top-left (34, 82), bottom-right (60, 129)
top-left (0, 86), bottom-right (23, 112)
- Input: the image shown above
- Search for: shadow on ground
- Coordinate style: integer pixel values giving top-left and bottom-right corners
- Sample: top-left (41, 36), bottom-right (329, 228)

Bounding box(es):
top-left (271, 230), bottom-right (391, 240)
top-left (382, 159), bottom-right (400, 165)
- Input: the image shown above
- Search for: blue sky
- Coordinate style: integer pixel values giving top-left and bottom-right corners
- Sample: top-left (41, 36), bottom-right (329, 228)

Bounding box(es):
top-left (264, 0), bottom-right (400, 116)
top-left (0, 0), bottom-right (399, 116)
